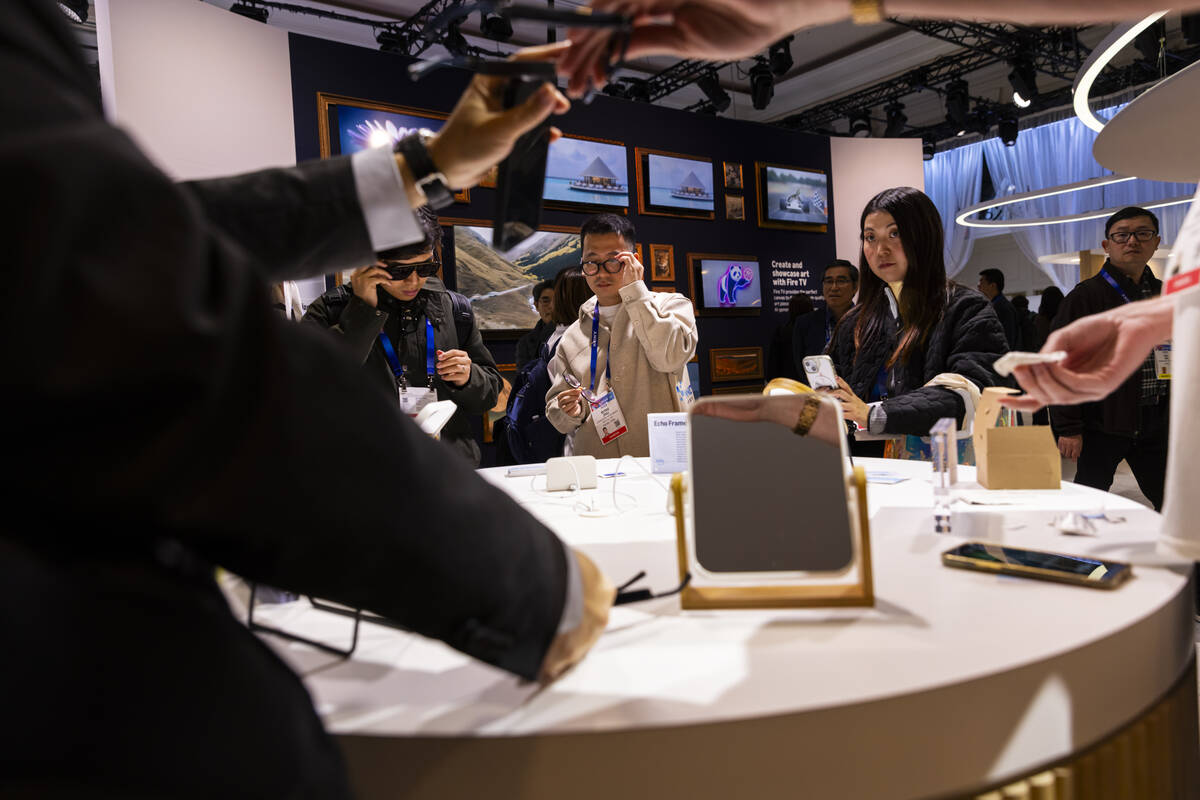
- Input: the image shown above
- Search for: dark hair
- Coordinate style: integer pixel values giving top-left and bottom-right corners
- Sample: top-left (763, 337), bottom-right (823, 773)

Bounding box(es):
top-left (1011, 294), bottom-right (1029, 311)
top-left (532, 280), bottom-right (554, 302)
top-left (824, 259), bottom-right (859, 284)
top-left (580, 213), bottom-right (636, 251)
top-left (377, 205), bottom-right (442, 263)
top-left (552, 266), bottom-right (592, 325)
top-left (788, 293), bottom-right (814, 319)
top-left (855, 187), bottom-right (947, 367)
top-left (1104, 206), bottom-right (1159, 238)
top-left (1037, 286), bottom-right (1064, 319)
top-left (979, 268), bottom-right (1005, 292)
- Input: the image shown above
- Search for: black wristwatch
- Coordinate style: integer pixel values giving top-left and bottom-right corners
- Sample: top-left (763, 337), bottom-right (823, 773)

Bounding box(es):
top-left (394, 129), bottom-right (454, 210)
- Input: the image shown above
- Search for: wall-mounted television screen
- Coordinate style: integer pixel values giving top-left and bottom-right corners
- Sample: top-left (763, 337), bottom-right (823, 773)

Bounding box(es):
top-left (544, 134), bottom-right (629, 210)
top-left (636, 148), bottom-right (716, 220)
top-left (687, 253), bottom-right (762, 316)
top-left (755, 162), bottom-right (829, 232)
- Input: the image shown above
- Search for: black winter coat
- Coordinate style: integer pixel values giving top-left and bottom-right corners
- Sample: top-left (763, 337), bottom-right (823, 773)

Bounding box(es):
top-left (829, 283), bottom-right (1008, 435)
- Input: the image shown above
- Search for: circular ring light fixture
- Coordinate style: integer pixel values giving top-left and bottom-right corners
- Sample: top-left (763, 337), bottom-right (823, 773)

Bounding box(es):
top-left (1072, 11), bottom-right (1168, 133)
top-left (954, 173), bottom-right (1192, 229)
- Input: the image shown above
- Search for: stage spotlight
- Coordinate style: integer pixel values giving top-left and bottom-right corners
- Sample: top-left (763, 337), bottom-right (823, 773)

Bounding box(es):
top-left (624, 78), bottom-right (651, 103)
top-left (883, 102), bottom-right (907, 137)
top-left (480, 10), bottom-right (513, 42)
top-left (377, 29), bottom-right (405, 53)
top-left (1008, 59), bottom-right (1037, 107)
top-left (769, 35), bottom-right (794, 77)
top-left (998, 116), bottom-right (1019, 146)
top-left (922, 137), bottom-right (936, 161)
top-left (944, 78), bottom-right (969, 129)
top-left (444, 21), bottom-right (470, 56)
top-left (848, 112), bottom-right (872, 138)
top-left (697, 71), bottom-right (731, 113)
top-left (749, 60), bottom-right (774, 110)
top-left (602, 82), bottom-right (629, 99)
top-left (57, 0), bottom-right (88, 23)
top-left (229, 2), bottom-right (268, 23)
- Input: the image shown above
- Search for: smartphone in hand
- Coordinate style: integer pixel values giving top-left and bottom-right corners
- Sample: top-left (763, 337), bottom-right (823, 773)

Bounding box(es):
top-left (802, 355), bottom-right (839, 390)
top-left (493, 65), bottom-right (556, 252)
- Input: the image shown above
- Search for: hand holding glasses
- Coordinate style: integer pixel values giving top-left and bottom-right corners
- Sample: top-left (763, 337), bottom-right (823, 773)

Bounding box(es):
top-left (563, 372), bottom-right (598, 405)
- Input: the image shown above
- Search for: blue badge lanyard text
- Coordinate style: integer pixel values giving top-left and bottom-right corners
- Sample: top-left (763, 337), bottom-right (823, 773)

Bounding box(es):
top-left (378, 318), bottom-right (435, 390)
top-left (1099, 266), bottom-right (1133, 304)
top-left (590, 307), bottom-right (612, 397)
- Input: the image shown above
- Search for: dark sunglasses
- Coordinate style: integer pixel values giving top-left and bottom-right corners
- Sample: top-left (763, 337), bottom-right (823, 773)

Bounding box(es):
top-left (382, 260), bottom-right (440, 280)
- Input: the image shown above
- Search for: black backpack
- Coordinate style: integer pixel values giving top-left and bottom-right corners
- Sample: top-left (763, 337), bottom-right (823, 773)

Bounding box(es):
top-left (505, 339), bottom-right (566, 464)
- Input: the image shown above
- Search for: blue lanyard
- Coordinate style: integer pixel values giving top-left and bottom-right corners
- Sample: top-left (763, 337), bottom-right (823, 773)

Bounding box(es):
top-left (589, 307), bottom-right (611, 394)
top-left (824, 309), bottom-right (835, 347)
top-left (378, 319), bottom-right (435, 385)
top-left (1099, 266), bottom-right (1132, 304)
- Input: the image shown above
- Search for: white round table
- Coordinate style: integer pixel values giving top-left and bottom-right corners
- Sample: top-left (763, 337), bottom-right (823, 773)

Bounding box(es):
top-left (243, 458), bottom-right (1198, 799)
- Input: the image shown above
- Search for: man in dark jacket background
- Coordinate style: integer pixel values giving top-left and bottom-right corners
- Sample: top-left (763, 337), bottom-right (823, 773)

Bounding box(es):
top-left (978, 268), bottom-right (1020, 350)
top-left (515, 279), bottom-right (556, 371)
top-left (793, 259), bottom-right (858, 382)
top-left (1050, 207), bottom-right (1170, 509)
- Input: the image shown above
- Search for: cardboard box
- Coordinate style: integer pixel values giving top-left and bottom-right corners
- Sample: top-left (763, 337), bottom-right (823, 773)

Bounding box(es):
top-left (973, 387), bottom-right (1061, 490)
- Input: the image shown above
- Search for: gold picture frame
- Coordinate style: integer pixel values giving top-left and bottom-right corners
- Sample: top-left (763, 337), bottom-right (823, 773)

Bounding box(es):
top-left (723, 161), bottom-right (743, 190)
top-left (649, 243), bottom-right (675, 282)
top-left (709, 346), bottom-right (764, 383)
top-left (725, 194), bottom-right (745, 221)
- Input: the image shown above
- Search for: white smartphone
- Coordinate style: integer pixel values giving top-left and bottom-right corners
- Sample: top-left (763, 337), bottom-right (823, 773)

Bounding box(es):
top-left (993, 350), bottom-right (1066, 377)
top-left (802, 354), bottom-right (839, 390)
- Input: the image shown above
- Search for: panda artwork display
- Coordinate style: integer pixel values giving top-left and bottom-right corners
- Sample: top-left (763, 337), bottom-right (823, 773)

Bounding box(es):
top-left (718, 263), bottom-right (754, 307)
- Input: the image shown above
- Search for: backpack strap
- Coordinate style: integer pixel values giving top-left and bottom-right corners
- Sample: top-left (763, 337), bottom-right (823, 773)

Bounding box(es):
top-left (447, 290), bottom-right (475, 347)
top-left (318, 284), bottom-right (353, 325)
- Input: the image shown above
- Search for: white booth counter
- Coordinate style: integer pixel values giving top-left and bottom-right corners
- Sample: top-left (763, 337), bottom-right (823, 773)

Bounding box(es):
top-left (240, 459), bottom-right (1198, 799)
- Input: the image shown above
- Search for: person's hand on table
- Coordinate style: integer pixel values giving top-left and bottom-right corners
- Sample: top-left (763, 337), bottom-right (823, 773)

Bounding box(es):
top-left (557, 387), bottom-right (587, 418)
top-left (558, 1), bottom-right (840, 97)
top-left (824, 376), bottom-right (871, 429)
top-left (349, 264), bottom-right (391, 308)
top-left (423, 43), bottom-right (571, 191)
top-left (1002, 295), bottom-right (1175, 412)
top-left (436, 349), bottom-right (472, 387)
top-left (538, 549), bottom-right (614, 684)
top-left (1058, 434), bottom-right (1083, 461)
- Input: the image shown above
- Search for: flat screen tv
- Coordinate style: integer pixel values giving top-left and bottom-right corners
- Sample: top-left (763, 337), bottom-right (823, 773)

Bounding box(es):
top-left (755, 161), bottom-right (829, 232)
top-left (543, 134), bottom-right (629, 211)
top-left (635, 147), bottom-right (716, 219)
top-left (687, 253), bottom-right (762, 316)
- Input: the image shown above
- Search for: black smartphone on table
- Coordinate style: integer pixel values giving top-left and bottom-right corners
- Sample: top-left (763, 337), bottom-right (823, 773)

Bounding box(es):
top-left (942, 541), bottom-right (1132, 589)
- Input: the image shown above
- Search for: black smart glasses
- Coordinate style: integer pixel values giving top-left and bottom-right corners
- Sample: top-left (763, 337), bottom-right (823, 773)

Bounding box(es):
top-left (383, 260), bottom-right (440, 280)
top-left (580, 257), bottom-right (625, 276)
top-left (1107, 229), bottom-right (1157, 244)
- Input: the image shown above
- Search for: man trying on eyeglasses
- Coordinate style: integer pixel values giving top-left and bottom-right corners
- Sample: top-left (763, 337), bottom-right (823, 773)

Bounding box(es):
top-left (304, 206), bottom-right (502, 466)
top-left (1048, 206), bottom-right (1170, 511)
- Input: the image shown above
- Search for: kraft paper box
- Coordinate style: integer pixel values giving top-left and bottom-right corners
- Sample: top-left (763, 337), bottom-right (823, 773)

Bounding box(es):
top-left (973, 387), bottom-right (1061, 490)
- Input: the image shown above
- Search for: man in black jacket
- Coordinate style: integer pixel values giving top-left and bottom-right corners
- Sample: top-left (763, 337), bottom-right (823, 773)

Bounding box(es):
top-left (978, 268), bottom-right (1019, 350)
top-left (793, 259), bottom-right (858, 381)
top-left (515, 279), bottom-right (556, 371)
top-left (1, 3), bottom-right (610, 797)
top-left (1050, 207), bottom-right (1170, 509)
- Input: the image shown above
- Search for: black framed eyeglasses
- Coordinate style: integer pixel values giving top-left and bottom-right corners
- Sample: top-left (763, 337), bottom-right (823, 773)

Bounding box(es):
top-left (383, 259), bottom-right (440, 280)
top-left (580, 258), bottom-right (624, 276)
top-left (1107, 229), bottom-right (1157, 244)
top-left (822, 276), bottom-right (854, 286)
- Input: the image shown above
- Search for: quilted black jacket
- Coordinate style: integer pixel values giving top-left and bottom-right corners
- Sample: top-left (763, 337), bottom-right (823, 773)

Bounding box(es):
top-left (829, 283), bottom-right (1008, 435)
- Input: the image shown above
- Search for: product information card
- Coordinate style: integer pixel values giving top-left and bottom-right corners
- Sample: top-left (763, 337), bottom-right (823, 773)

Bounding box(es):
top-left (648, 412), bottom-right (689, 474)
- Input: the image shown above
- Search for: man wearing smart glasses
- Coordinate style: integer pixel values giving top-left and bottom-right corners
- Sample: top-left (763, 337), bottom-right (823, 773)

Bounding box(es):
top-left (304, 207), bottom-right (502, 466)
top-left (547, 214), bottom-right (698, 458)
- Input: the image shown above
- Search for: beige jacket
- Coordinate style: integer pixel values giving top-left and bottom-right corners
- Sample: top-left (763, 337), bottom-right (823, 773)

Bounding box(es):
top-left (546, 281), bottom-right (698, 457)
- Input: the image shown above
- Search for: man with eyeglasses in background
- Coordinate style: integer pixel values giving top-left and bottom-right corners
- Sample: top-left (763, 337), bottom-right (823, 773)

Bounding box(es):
top-left (548, 213), bottom-right (698, 457)
top-left (793, 259), bottom-right (859, 381)
top-left (304, 206), bottom-right (502, 466)
top-left (1049, 206), bottom-right (1170, 509)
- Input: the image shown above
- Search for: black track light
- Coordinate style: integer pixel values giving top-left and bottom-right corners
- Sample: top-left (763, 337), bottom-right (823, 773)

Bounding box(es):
top-left (229, 2), bottom-right (268, 23)
top-left (883, 102), bottom-right (907, 137)
top-left (1007, 58), bottom-right (1037, 108)
top-left (444, 21), bottom-right (470, 56)
top-left (768, 35), bottom-right (794, 77)
top-left (376, 28), bottom-right (405, 53)
top-left (697, 71), bottom-right (731, 114)
top-left (998, 116), bottom-right (1019, 146)
top-left (749, 59), bottom-right (774, 110)
top-left (57, 0), bottom-right (88, 23)
top-left (480, 10), bottom-right (513, 42)
top-left (922, 137), bottom-right (936, 161)
top-left (945, 78), bottom-right (969, 130)
top-left (848, 112), bottom-right (871, 138)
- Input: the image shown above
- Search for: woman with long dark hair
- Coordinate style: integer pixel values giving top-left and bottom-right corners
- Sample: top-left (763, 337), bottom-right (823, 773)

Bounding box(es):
top-left (825, 186), bottom-right (1008, 458)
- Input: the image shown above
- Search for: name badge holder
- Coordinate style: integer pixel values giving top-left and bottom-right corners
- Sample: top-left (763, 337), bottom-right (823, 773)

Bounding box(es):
top-left (588, 307), bottom-right (627, 445)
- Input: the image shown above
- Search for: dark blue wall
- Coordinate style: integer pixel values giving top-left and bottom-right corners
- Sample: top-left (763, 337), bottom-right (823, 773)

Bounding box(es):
top-left (289, 33), bottom-right (838, 394)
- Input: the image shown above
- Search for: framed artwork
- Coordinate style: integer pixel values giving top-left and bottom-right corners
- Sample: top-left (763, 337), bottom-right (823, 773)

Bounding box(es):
top-left (710, 383), bottom-right (765, 395)
top-left (317, 92), bottom-right (469, 204)
top-left (544, 133), bottom-right (630, 212)
top-left (635, 147), bottom-right (716, 220)
top-left (723, 161), bottom-right (743, 190)
top-left (725, 194), bottom-right (746, 221)
top-left (686, 252), bottom-right (762, 316)
top-left (754, 161), bottom-right (829, 232)
top-left (447, 220), bottom-right (581, 338)
top-left (709, 347), bottom-right (765, 383)
top-left (479, 164), bottom-right (499, 189)
top-left (651, 284), bottom-right (676, 293)
top-left (649, 243), bottom-right (675, 282)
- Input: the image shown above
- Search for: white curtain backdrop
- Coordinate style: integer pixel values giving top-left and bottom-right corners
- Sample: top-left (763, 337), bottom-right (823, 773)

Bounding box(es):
top-left (923, 140), bottom-right (984, 278)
